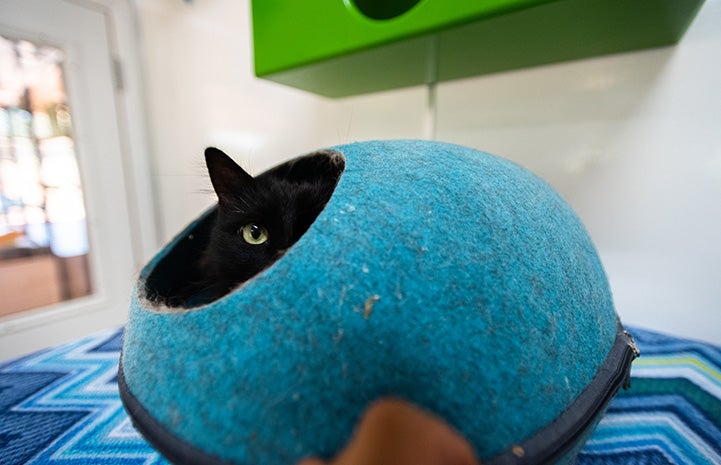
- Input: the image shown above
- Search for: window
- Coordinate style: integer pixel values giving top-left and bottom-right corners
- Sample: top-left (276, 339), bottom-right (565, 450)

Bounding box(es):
top-left (0, 34), bottom-right (91, 317)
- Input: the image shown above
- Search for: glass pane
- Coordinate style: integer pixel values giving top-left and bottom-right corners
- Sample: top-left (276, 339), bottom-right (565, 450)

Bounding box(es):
top-left (0, 34), bottom-right (92, 317)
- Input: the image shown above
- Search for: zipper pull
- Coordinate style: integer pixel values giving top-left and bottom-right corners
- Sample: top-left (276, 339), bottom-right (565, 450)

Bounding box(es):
top-left (621, 330), bottom-right (640, 389)
top-left (624, 330), bottom-right (640, 358)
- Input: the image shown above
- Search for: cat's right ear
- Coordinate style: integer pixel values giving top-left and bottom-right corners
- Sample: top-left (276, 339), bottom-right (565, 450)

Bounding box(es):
top-left (205, 147), bottom-right (254, 206)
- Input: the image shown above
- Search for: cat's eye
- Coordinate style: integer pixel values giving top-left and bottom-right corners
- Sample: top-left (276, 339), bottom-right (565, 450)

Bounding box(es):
top-left (240, 223), bottom-right (269, 245)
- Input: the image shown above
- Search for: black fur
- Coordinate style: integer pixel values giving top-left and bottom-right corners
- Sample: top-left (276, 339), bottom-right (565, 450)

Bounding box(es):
top-left (155, 147), bottom-right (344, 308)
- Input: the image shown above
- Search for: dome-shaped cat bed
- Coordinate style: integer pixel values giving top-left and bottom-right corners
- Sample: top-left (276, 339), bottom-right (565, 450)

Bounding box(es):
top-left (119, 140), bottom-right (637, 465)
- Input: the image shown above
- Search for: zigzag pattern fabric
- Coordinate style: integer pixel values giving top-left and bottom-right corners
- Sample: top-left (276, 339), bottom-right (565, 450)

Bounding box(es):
top-left (578, 328), bottom-right (721, 465)
top-left (1, 326), bottom-right (719, 465)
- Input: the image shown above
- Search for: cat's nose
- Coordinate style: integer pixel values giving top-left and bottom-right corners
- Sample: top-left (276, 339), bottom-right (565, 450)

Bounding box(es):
top-left (275, 248), bottom-right (289, 259)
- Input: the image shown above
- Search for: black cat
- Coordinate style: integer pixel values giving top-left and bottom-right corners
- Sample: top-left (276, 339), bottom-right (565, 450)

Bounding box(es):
top-left (153, 147), bottom-right (344, 308)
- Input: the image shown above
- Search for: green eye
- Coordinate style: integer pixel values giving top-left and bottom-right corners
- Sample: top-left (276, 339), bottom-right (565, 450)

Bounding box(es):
top-left (240, 223), bottom-right (269, 245)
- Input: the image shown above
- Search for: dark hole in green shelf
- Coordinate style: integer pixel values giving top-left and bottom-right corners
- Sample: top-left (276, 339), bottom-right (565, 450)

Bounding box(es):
top-left (351, 0), bottom-right (422, 20)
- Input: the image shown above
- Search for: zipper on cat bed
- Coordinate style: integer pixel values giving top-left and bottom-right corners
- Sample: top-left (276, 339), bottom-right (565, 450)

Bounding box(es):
top-left (484, 324), bottom-right (638, 465)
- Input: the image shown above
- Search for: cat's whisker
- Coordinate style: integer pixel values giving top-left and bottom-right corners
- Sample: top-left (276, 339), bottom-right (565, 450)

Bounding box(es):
top-left (227, 195), bottom-right (254, 213)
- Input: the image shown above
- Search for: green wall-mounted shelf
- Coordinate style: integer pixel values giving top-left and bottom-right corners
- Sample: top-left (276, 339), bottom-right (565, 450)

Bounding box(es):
top-left (251, 0), bottom-right (705, 98)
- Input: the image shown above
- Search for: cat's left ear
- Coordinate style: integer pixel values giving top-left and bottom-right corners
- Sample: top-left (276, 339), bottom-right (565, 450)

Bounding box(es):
top-left (205, 147), bottom-right (254, 206)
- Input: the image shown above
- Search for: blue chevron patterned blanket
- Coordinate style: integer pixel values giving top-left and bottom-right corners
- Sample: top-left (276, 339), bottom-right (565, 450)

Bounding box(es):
top-left (1, 326), bottom-right (719, 464)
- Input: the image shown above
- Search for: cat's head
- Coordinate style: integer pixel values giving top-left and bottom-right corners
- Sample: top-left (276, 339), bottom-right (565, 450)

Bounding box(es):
top-left (202, 147), bottom-right (344, 289)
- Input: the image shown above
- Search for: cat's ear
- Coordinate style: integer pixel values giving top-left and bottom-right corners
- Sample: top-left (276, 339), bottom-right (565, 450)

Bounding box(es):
top-left (205, 147), bottom-right (254, 206)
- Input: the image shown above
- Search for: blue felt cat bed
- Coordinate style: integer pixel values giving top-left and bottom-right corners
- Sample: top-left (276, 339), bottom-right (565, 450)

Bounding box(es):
top-left (119, 140), bottom-right (637, 465)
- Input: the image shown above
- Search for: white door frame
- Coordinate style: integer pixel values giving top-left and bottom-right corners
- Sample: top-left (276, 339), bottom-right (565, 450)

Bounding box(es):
top-left (0, 0), bottom-right (157, 359)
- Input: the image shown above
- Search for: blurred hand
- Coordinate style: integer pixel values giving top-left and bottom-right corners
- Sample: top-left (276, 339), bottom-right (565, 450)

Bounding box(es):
top-left (297, 398), bottom-right (479, 465)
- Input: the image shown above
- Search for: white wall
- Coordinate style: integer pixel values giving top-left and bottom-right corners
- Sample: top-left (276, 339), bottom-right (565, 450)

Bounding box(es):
top-left (134, 0), bottom-right (720, 344)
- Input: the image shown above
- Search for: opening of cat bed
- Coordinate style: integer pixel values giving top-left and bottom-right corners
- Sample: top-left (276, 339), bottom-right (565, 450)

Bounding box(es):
top-left (142, 149), bottom-right (345, 309)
